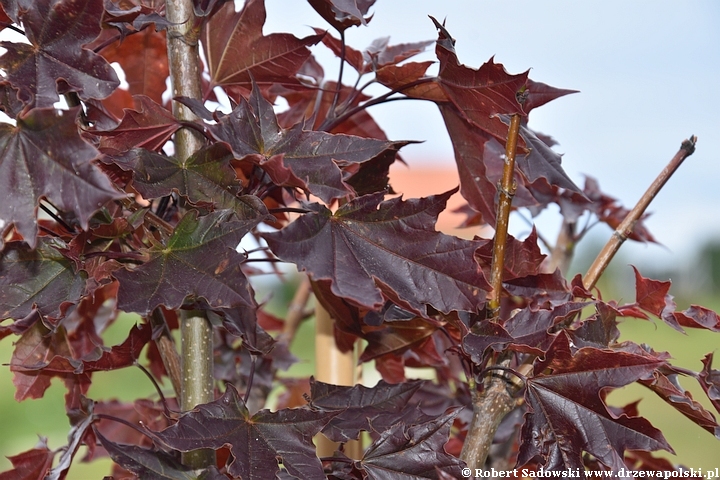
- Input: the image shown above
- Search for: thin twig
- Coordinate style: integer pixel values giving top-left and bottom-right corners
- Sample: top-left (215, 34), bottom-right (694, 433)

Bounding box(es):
top-left (487, 114), bottom-right (522, 317)
top-left (277, 276), bottom-right (312, 346)
top-left (582, 135), bottom-right (697, 290)
top-left (149, 308), bottom-right (183, 398)
top-left (543, 218), bottom-right (576, 275)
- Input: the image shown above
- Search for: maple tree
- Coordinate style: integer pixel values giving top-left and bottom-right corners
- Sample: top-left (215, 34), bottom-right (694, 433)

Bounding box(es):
top-left (0, 0), bottom-right (718, 478)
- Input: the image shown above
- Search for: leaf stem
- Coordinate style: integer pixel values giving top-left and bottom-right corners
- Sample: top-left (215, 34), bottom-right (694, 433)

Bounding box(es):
top-left (0, 22), bottom-right (24, 36)
top-left (39, 202), bottom-right (75, 233)
top-left (582, 135), bottom-right (697, 290)
top-left (320, 77), bottom-right (435, 132)
top-left (243, 354), bottom-right (257, 405)
top-left (327, 29), bottom-right (347, 120)
top-left (487, 114), bottom-right (522, 317)
top-left (135, 361), bottom-right (173, 418)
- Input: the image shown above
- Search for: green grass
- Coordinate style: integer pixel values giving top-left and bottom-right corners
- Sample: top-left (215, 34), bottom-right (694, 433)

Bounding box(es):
top-left (0, 313), bottom-right (157, 478)
top-left (608, 312), bottom-right (720, 470)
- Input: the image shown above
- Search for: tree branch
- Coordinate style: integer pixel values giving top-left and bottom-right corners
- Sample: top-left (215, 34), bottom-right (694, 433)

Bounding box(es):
top-left (461, 114), bottom-right (523, 472)
top-left (487, 114), bottom-right (522, 317)
top-left (583, 135), bottom-right (697, 290)
top-left (165, 0), bottom-right (215, 469)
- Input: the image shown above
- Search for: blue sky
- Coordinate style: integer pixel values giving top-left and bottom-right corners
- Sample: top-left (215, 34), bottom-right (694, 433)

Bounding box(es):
top-left (264, 1), bottom-right (720, 270)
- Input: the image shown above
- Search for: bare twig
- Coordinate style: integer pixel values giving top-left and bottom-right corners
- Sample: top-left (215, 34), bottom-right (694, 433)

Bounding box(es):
top-left (277, 276), bottom-right (312, 346)
top-left (149, 309), bottom-right (183, 399)
top-left (583, 136), bottom-right (697, 290)
top-left (461, 114), bottom-right (523, 472)
top-left (487, 114), bottom-right (522, 317)
top-left (543, 218), bottom-right (576, 275)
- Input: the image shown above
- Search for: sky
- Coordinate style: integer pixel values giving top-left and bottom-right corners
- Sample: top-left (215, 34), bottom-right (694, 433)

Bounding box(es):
top-left (262, 0), bottom-right (720, 272)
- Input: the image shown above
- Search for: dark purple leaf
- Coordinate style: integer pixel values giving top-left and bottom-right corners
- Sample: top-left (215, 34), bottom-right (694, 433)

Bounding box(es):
top-left (208, 84), bottom-right (407, 202)
top-left (307, 0), bottom-right (375, 32)
top-left (0, 438), bottom-right (54, 480)
top-left (125, 144), bottom-right (260, 213)
top-left (522, 79), bottom-right (578, 114)
top-left (263, 190), bottom-right (490, 315)
top-left (358, 409), bottom-right (465, 479)
top-left (474, 229), bottom-right (546, 280)
top-left (518, 334), bottom-right (671, 470)
top-left (639, 369), bottom-right (720, 439)
top-left (0, 0), bottom-right (119, 107)
top-left (699, 353), bottom-right (720, 414)
top-left (9, 321), bottom-right (90, 402)
top-left (153, 384), bottom-right (337, 479)
top-left (0, 239), bottom-right (86, 325)
top-left (95, 429), bottom-right (196, 480)
top-left (432, 19), bottom-right (527, 142)
top-left (203, 0), bottom-right (322, 87)
top-left (310, 378), bottom-right (425, 442)
top-left (96, 96), bottom-right (180, 154)
top-left (513, 120), bottom-right (583, 194)
top-left (82, 323), bottom-right (152, 372)
top-left (0, 108), bottom-right (121, 248)
top-left (115, 209), bottom-right (264, 315)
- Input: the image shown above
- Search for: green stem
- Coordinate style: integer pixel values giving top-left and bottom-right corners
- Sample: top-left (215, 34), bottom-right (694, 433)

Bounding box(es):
top-left (165, 0), bottom-right (215, 469)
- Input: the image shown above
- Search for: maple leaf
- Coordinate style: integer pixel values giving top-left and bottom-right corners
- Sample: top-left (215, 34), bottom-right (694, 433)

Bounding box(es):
top-left (517, 333), bottom-right (671, 471)
top-left (0, 438), bottom-right (54, 480)
top-left (474, 229), bottom-right (546, 280)
top-left (438, 105), bottom-right (542, 225)
top-left (202, 0), bottom-right (323, 88)
top-left (0, 0), bottom-right (119, 107)
top-left (583, 176), bottom-right (657, 243)
top-left (432, 18), bottom-right (527, 142)
top-left (126, 144), bottom-right (257, 212)
top-left (513, 119), bottom-right (582, 194)
top-left (0, 239), bottom-right (86, 325)
top-left (631, 267), bottom-right (720, 333)
top-left (375, 61), bottom-right (444, 101)
top-left (206, 84), bottom-right (407, 202)
top-left (358, 409), bottom-right (465, 479)
top-left (319, 29), bottom-right (432, 74)
top-left (95, 429), bottom-right (197, 480)
top-left (699, 353), bottom-right (720, 415)
top-left (639, 369), bottom-right (720, 439)
top-left (115, 209), bottom-right (265, 315)
top-left (96, 95), bottom-right (180, 154)
top-left (263, 190), bottom-right (490, 315)
top-left (9, 321), bottom-right (90, 401)
top-left (307, 0), bottom-right (375, 32)
top-left (0, 107), bottom-right (121, 248)
top-left (522, 79), bottom-right (578, 114)
top-left (100, 28), bottom-right (168, 105)
top-left (310, 378), bottom-right (425, 442)
top-left (152, 384), bottom-right (337, 479)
